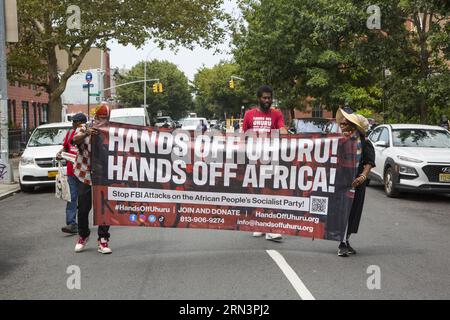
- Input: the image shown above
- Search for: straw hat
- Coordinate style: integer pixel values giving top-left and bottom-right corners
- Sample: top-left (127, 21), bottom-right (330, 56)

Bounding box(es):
top-left (336, 107), bottom-right (369, 134)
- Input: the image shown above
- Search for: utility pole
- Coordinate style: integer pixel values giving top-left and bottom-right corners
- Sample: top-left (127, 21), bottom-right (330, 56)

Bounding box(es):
top-left (0, 0), bottom-right (14, 183)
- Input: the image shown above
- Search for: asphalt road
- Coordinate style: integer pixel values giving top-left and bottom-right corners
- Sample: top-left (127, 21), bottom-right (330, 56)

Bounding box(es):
top-left (0, 183), bottom-right (449, 300)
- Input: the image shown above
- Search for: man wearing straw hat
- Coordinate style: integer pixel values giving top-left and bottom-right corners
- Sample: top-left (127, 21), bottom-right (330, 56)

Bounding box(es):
top-left (335, 107), bottom-right (376, 257)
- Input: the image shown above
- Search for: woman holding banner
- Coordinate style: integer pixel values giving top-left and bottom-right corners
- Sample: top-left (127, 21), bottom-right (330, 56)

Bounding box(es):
top-left (336, 107), bottom-right (375, 257)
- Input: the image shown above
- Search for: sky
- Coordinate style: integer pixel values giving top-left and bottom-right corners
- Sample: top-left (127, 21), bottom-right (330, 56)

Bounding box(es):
top-left (108, 0), bottom-right (240, 82)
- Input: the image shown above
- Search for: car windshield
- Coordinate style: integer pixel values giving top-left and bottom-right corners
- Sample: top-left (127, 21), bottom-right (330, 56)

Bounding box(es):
top-left (180, 119), bottom-right (201, 127)
top-left (156, 117), bottom-right (170, 123)
top-left (28, 127), bottom-right (70, 147)
top-left (110, 116), bottom-right (145, 126)
top-left (293, 119), bottom-right (337, 133)
top-left (392, 129), bottom-right (450, 148)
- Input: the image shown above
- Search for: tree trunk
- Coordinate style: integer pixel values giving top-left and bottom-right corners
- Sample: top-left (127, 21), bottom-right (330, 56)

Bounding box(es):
top-left (47, 43), bottom-right (62, 123)
top-left (48, 93), bottom-right (62, 123)
top-left (417, 12), bottom-right (429, 124)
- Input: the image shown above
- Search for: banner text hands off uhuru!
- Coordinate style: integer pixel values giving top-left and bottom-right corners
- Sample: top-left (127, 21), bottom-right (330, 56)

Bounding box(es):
top-left (106, 127), bottom-right (341, 193)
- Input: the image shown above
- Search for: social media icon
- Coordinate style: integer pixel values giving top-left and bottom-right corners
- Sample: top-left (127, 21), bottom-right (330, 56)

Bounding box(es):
top-left (129, 214), bottom-right (137, 222)
top-left (158, 216), bottom-right (165, 223)
top-left (139, 215), bottom-right (146, 223)
top-left (149, 215), bottom-right (156, 223)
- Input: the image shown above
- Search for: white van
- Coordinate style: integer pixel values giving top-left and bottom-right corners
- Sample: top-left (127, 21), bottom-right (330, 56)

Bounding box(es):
top-left (19, 122), bottom-right (72, 192)
top-left (110, 108), bottom-right (151, 126)
top-left (178, 117), bottom-right (209, 131)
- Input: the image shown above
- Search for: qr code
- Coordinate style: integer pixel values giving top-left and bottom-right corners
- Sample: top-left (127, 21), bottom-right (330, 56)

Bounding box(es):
top-left (310, 196), bottom-right (328, 215)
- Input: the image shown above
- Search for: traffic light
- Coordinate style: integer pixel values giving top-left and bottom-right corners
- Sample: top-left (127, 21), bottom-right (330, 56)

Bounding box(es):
top-left (229, 79), bottom-right (235, 89)
top-left (152, 83), bottom-right (158, 93)
top-left (158, 83), bottom-right (163, 93)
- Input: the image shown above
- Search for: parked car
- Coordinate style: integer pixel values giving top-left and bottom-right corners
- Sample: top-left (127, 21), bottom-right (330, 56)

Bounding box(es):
top-left (290, 118), bottom-right (340, 134)
top-left (155, 116), bottom-right (176, 129)
top-left (19, 122), bottom-right (71, 192)
top-left (368, 124), bottom-right (450, 197)
top-left (109, 107), bottom-right (151, 126)
top-left (178, 117), bottom-right (209, 131)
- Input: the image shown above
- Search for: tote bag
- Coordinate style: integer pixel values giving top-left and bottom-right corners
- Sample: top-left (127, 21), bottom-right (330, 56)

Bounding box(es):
top-left (55, 161), bottom-right (71, 202)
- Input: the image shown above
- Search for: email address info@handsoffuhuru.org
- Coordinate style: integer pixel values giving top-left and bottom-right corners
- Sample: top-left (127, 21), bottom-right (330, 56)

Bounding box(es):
top-left (237, 220), bottom-right (314, 233)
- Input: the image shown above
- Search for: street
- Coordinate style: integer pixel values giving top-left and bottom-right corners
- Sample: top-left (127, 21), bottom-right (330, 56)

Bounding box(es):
top-left (0, 183), bottom-right (449, 300)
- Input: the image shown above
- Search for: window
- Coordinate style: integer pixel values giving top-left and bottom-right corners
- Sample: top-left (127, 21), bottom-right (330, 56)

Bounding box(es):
top-left (33, 102), bottom-right (38, 128)
top-left (37, 103), bottom-right (42, 125)
top-left (7, 100), bottom-right (12, 128)
top-left (42, 104), bottom-right (48, 123)
top-left (392, 129), bottom-right (450, 148)
top-left (12, 100), bottom-right (17, 127)
top-left (312, 104), bottom-right (323, 118)
top-left (369, 127), bottom-right (383, 142)
top-left (379, 128), bottom-right (390, 144)
top-left (22, 101), bottom-right (30, 135)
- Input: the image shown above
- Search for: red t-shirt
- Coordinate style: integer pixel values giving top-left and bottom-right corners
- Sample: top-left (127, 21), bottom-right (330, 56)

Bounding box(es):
top-left (243, 107), bottom-right (285, 133)
top-left (63, 129), bottom-right (78, 176)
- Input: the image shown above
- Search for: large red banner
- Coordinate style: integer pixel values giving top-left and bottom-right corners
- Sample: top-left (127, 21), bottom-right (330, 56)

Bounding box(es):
top-left (92, 123), bottom-right (357, 241)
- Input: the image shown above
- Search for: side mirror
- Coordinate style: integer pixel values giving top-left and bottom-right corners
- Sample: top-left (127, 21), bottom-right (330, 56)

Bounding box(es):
top-left (374, 141), bottom-right (389, 148)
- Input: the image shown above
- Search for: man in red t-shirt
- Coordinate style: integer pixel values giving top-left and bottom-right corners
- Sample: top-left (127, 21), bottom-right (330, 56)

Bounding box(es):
top-left (243, 85), bottom-right (287, 134)
top-left (57, 113), bottom-right (87, 234)
top-left (243, 85), bottom-right (287, 242)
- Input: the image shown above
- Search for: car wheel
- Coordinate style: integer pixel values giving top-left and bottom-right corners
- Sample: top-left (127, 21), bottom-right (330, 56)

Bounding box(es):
top-left (20, 183), bottom-right (34, 193)
top-left (384, 167), bottom-right (399, 198)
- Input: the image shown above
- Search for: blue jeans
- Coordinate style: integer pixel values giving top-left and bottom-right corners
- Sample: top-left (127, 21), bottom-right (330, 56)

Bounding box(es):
top-left (66, 175), bottom-right (78, 226)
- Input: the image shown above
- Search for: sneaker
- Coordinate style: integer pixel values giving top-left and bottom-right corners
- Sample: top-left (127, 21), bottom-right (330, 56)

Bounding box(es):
top-left (265, 233), bottom-right (282, 242)
top-left (346, 241), bottom-right (356, 255)
top-left (75, 236), bottom-right (89, 252)
top-left (338, 242), bottom-right (349, 257)
top-left (97, 238), bottom-right (112, 254)
top-left (62, 224), bottom-right (78, 234)
top-left (253, 232), bottom-right (265, 237)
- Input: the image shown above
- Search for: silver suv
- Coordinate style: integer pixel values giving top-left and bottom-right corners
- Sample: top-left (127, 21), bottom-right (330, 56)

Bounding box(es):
top-left (368, 124), bottom-right (450, 197)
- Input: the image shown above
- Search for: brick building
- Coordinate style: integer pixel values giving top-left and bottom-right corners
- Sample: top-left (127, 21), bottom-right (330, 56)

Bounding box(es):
top-left (7, 81), bottom-right (49, 130)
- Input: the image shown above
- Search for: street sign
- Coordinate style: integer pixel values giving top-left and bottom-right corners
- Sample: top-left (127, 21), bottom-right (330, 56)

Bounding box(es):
top-left (89, 93), bottom-right (100, 96)
top-left (85, 72), bottom-right (93, 83)
top-left (83, 84), bottom-right (94, 89)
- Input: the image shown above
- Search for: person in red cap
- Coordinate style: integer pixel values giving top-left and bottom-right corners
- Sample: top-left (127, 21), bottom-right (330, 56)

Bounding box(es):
top-left (72, 104), bottom-right (112, 254)
top-left (56, 113), bottom-right (87, 234)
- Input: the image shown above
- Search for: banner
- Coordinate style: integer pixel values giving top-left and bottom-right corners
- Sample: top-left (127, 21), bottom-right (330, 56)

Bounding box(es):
top-left (92, 123), bottom-right (358, 241)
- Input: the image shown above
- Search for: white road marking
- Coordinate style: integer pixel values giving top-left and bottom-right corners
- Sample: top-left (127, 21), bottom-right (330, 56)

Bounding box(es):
top-left (266, 250), bottom-right (316, 300)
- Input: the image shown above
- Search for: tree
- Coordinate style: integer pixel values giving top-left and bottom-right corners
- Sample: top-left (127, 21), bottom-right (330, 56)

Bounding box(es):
top-left (233, 0), bottom-right (383, 117)
top-left (233, 0), bottom-right (450, 123)
top-left (381, 0), bottom-right (450, 123)
top-left (192, 62), bottom-right (253, 119)
top-left (115, 60), bottom-right (193, 120)
top-left (7, 0), bottom-right (230, 122)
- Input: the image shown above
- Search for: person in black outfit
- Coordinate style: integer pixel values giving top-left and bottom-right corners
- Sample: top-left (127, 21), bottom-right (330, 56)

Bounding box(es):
top-left (335, 107), bottom-right (376, 257)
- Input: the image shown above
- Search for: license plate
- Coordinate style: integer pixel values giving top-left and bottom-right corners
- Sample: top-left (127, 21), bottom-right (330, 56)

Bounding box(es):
top-left (439, 173), bottom-right (450, 182)
top-left (48, 171), bottom-right (58, 178)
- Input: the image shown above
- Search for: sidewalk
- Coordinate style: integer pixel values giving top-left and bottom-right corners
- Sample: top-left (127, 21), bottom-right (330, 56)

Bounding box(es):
top-left (0, 157), bottom-right (20, 200)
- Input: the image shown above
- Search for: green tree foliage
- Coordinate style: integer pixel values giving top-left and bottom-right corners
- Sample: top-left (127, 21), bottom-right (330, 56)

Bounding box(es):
top-left (381, 0), bottom-right (450, 123)
top-left (7, 0), bottom-right (230, 122)
top-left (192, 62), bottom-right (253, 119)
top-left (233, 0), bottom-right (450, 123)
top-left (115, 60), bottom-right (193, 120)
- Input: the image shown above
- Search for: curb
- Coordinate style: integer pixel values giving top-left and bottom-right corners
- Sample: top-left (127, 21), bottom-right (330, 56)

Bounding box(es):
top-left (0, 186), bottom-right (21, 201)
